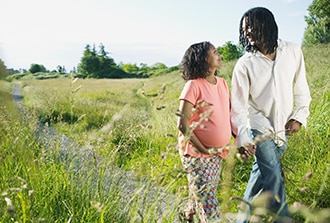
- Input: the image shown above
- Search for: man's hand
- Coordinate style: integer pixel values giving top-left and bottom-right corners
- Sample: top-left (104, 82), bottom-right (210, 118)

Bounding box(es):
top-left (238, 144), bottom-right (256, 161)
top-left (285, 119), bottom-right (302, 136)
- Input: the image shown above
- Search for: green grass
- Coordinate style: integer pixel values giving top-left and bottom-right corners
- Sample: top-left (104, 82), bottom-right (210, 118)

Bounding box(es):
top-left (0, 83), bottom-right (132, 222)
top-left (1, 43), bottom-right (329, 222)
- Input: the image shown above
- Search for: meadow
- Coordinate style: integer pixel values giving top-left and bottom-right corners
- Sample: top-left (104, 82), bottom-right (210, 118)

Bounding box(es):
top-left (0, 43), bottom-right (329, 222)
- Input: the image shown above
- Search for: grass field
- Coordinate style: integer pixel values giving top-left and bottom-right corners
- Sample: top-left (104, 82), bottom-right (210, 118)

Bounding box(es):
top-left (0, 43), bottom-right (329, 222)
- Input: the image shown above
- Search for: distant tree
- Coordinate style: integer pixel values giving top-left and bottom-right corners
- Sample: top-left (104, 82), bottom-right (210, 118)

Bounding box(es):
top-left (80, 56), bottom-right (100, 77)
top-left (18, 68), bottom-right (27, 73)
top-left (78, 45), bottom-right (100, 77)
top-left (139, 63), bottom-right (148, 70)
top-left (57, 65), bottom-right (66, 74)
top-left (7, 68), bottom-right (20, 75)
top-left (0, 59), bottom-right (8, 79)
top-left (303, 0), bottom-right (330, 45)
top-left (78, 43), bottom-right (117, 78)
top-left (99, 43), bottom-right (107, 57)
top-left (153, 63), bottom-right (167, 69)
top-left (138, 63), bottom-right (150, 75)
top-left (98, 43), bottom-right (116, 70)
top-left (29, 64), bottom-right (47, 74)
top-left (122, 63), bottom-right (139, 73)
top-left (217, 41), bottom-right (243, 61)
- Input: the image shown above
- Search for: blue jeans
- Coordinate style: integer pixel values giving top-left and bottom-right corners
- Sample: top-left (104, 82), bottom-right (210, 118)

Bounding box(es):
top-left (237, 129), bottom-right (291, 223)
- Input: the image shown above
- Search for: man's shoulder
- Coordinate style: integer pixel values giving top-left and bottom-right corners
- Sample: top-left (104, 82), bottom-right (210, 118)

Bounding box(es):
top-left (278, 39), bottom-right (301, 50)
top-left (236, 51), bottom-right (254, 65)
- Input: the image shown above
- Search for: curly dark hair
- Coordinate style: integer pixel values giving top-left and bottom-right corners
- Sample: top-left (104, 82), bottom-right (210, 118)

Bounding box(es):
top-left (180, 41), bottom-right (216, 81)
top-left (239, 7), bottom-right (278, 54)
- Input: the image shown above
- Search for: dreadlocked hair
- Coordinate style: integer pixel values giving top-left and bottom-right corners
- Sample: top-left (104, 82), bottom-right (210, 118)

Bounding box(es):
top-left (180, 41), bottom-right (216, 81)
top-left (239, 7), bottom-right (278, 54)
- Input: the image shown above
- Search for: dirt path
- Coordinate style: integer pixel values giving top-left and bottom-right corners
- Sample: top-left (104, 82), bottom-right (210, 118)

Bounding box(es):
top-left (12, 83), bottom-right (183, 222)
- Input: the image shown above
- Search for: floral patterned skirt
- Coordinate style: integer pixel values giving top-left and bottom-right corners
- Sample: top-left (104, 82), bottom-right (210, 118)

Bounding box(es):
top-left (181, 154), bottom-right (222, 222)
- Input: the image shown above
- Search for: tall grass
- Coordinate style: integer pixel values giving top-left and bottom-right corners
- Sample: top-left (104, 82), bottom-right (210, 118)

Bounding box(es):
top-left (1, 79), bottom-right (184, 222)
top-left (1, 44), bottom-right (329, 222)
top-left (0, 82), bottom-right (133, 222)
top-left (282, 44), bottom-right (330, 222)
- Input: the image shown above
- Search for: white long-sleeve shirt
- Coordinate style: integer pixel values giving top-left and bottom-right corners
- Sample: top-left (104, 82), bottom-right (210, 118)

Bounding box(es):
top-left (231, 39), bottom-right (311, 146)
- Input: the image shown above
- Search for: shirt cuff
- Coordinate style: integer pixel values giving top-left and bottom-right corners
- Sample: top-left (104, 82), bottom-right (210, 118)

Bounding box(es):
top-left (235, 128), bottom-right (254, 147)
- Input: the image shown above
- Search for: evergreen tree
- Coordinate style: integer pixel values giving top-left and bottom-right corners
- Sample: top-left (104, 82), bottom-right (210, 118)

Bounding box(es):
top-left (78, 44), bottom-right (100, 77)
top-left (78, 43), bottom-right (117, 78)
top-left (98, 43), bottom-right (116, 71)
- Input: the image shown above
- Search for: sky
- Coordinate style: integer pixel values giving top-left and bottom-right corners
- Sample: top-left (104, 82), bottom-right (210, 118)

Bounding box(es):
top-left (0, 0), bottom-right (313, 71)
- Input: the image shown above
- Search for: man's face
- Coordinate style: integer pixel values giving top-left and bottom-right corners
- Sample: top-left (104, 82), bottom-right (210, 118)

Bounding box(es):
top-left (242, 17), bottom-right (255, 46)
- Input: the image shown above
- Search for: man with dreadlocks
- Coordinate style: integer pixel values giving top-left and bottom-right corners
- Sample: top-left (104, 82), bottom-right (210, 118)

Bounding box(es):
top-left (230, 7), bottom-right (311, 223)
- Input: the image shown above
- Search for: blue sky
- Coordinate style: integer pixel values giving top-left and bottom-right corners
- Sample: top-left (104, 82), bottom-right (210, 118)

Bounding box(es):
top-left (0, 0), bottom-right (312, 71)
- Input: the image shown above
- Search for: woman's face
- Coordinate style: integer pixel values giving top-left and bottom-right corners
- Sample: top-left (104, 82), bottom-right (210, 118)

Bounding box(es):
top-left (207, 44), bottom-right (222, 69)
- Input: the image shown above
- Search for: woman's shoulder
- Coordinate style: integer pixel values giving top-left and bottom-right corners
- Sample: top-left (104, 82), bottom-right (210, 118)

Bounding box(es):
top-left (185, 78), bottom-right (205, 86)
top-left (183, 78), bottom-right (204, 91)
top-left (215, 76), bottom-right (229, 85)
top-left (215, 76), bottom-right (229, 91)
